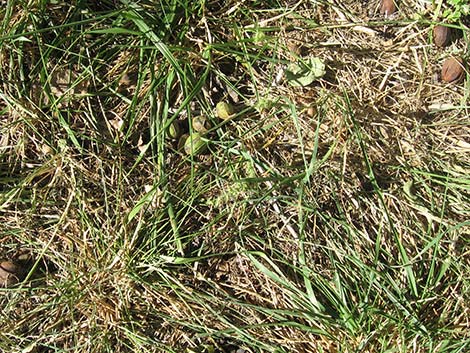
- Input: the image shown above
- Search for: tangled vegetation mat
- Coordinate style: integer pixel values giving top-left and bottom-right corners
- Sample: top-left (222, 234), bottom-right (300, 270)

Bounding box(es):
top-left (1, 1), bottom-right (469, 352)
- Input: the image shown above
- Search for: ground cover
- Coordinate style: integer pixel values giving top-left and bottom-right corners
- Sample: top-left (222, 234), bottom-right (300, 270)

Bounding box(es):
top-left (1, 1), bottom-right (469, 352)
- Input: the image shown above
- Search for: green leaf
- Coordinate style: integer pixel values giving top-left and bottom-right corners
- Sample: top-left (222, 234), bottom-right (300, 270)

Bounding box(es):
top-left (87, 28), bottom-right (141, 35)
top-left (403, 180), bottom-right (417, 201)
top-left (286, 56), bottom-right (326, 87)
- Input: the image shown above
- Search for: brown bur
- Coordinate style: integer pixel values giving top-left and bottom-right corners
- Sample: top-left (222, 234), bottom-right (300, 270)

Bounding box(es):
top-left (433, 25), bottom-right (452, 47)
top-left (441, 57), bottom-right (465, 83)
top-left (0, 260), bottom-right (25, 288)
top-left (380, 0), bottom-right (396, 16)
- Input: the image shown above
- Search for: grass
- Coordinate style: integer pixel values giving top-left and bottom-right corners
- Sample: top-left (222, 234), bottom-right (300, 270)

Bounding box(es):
top-left (1, 0), bottom-right (469, 352)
